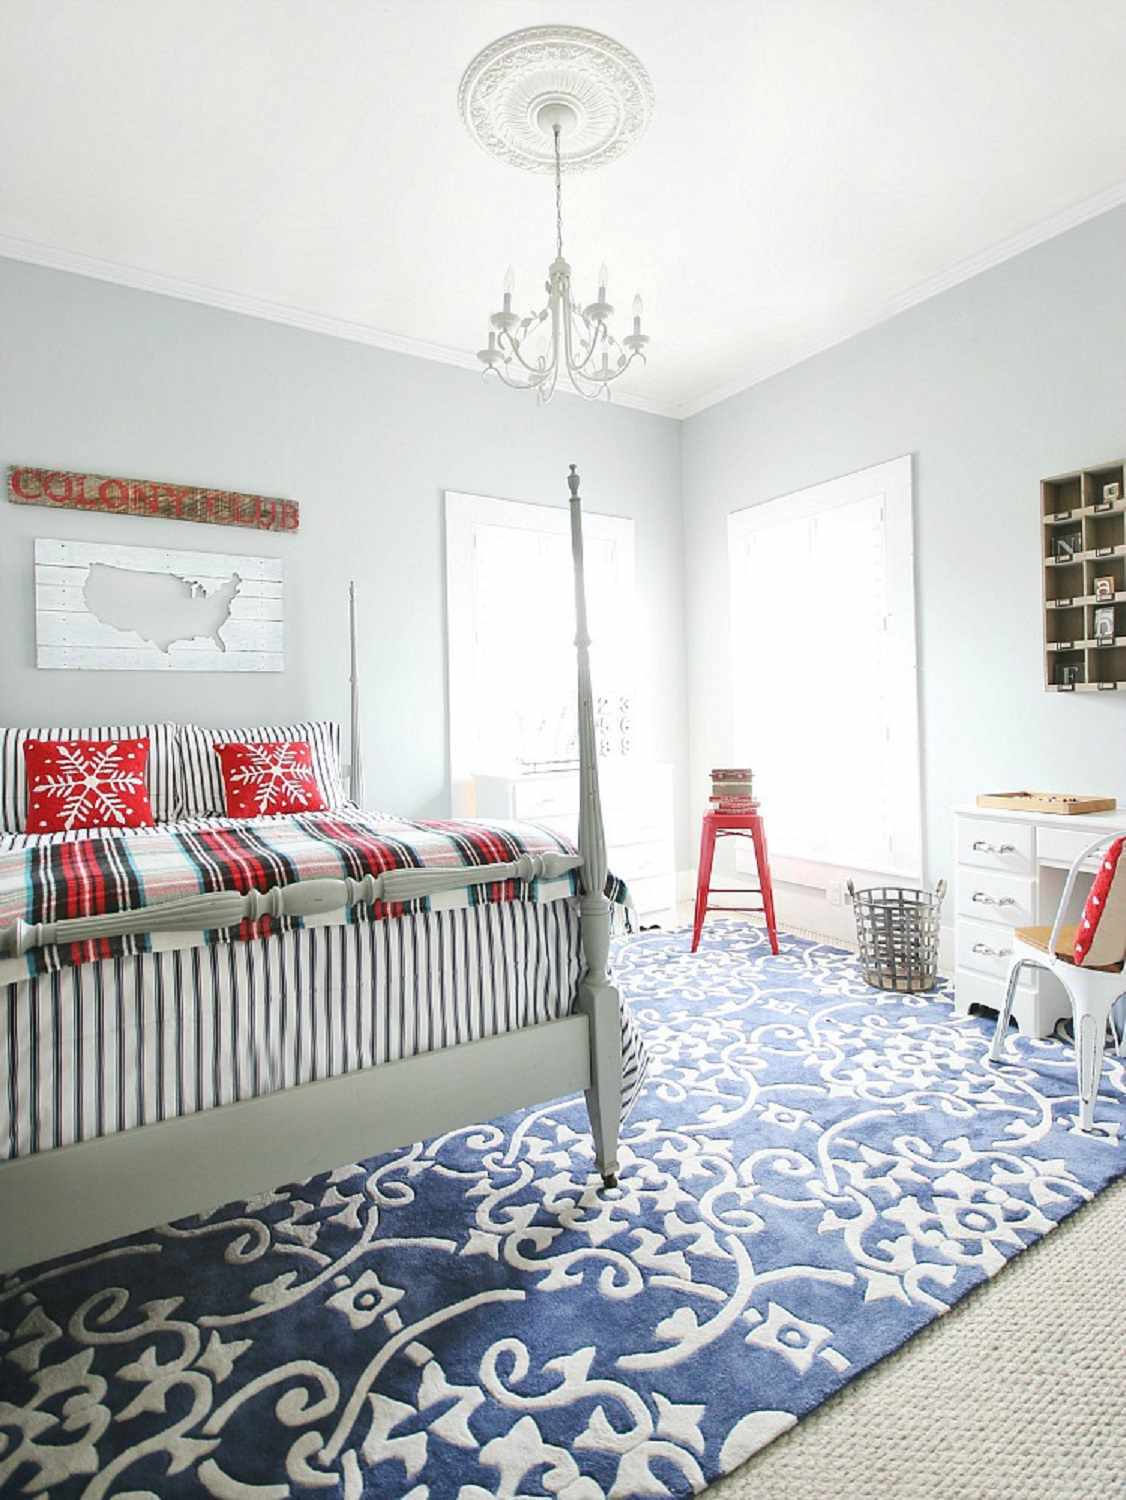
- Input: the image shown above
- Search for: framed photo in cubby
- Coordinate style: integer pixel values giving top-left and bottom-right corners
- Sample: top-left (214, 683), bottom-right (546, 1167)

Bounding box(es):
top-left (1094, 605), bottom-right (1115, 641)
top-left (1103, 481), bottom-right (1121, 503)
top-left (1094, 575), bottom-right (1116, 602)
top-left (1055, 661), bottom-right (1083, 688)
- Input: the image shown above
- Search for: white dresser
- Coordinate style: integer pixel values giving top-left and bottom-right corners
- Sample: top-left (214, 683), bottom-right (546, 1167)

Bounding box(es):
top-left (474, 762), bottom-right (676, 922)
top-left (954, 802), bottom-right (1126, 1036)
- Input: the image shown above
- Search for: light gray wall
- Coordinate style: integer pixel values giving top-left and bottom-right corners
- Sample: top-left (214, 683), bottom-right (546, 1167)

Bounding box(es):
top-left (7, 201), bottom-right (1124, 896)
top-left (0, 259), bottom-right (688, 857)
top-left (682, 202), bottom-right (1126, 918)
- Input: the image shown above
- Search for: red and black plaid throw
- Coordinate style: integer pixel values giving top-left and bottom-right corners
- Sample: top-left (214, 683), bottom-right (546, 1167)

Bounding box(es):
top-left (1, 809), bottom-right (627, 977)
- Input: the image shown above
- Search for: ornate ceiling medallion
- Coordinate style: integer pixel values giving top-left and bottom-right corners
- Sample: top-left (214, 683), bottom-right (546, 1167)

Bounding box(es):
top-left (457, 24), bottom-right (654, 174)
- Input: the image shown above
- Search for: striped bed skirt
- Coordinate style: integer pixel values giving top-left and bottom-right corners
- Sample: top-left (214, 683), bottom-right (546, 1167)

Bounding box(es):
top-left (1, 899), bottom-right (647, 1162)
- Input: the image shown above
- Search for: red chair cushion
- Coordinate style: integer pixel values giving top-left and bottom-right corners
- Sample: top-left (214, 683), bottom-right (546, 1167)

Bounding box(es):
top-left (213, 740), bottom-right (326, 818)
top-left (1073, 836), bottom-right (1126, 967)
top-left (23, 737), bottom-right (154, 833)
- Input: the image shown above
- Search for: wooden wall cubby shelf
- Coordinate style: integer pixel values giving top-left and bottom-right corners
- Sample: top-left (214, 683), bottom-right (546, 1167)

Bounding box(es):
top-left (1042, 459), bottom-right (1126, 692)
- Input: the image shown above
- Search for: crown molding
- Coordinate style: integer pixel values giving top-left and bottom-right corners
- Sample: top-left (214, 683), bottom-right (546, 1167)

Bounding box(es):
top-left (0, 231), bottom-right (676, 419)
top-left (673, 175), bottom-right (1126, 420)
top-left (6, 172), bottom-right (1126, 428)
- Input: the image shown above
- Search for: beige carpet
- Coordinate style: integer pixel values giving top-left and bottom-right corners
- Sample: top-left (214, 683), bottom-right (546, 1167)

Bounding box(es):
top-left (705, 1173), bottom-right (1126, 1500)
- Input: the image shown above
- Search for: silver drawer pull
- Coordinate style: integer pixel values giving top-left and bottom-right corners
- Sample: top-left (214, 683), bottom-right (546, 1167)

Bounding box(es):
top-left (972, 941), bottom-right (1010, 959)
top-left (972, 892), bottom-right (1015, 906)
top-left (972, 840), bottom-right (1016, 854)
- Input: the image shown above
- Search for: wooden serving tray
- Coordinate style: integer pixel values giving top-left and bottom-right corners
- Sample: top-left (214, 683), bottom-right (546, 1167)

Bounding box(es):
top-left (976, 791), bottom-right (1117, 816)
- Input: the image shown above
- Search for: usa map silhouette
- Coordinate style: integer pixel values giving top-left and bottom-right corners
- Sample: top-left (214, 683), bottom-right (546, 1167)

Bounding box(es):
top-left (83, 562), bottom-right (242, 653)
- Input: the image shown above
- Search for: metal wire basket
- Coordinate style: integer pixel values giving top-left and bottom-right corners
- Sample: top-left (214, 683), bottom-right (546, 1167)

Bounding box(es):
top-left (846, 879), bottom-right (946, 993)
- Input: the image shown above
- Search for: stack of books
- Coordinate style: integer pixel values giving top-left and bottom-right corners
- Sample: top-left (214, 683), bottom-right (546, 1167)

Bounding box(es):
top-left (710, 767), bottom-right (756, 812)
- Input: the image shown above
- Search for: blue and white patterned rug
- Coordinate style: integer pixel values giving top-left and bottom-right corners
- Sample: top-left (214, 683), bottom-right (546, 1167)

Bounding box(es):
top-left (2, 927), bottom-right (1124, 1499)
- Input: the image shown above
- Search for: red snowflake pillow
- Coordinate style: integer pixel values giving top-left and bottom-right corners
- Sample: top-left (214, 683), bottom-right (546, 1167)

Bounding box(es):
top-left (23, 737), bottom-right (154, 833)
top-left (213, 740), bottom-right (326, 818)
top-left (1073, 836), bottom-right (1126, 967)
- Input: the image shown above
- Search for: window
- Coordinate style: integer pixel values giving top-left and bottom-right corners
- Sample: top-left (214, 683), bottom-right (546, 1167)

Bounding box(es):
top-left (727, 455), bottom-right (921, 879)
top-left (445, 491), bottom-right (635, 813)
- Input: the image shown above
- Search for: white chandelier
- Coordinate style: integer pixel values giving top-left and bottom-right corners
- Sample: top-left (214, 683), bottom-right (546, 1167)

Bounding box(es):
top-left (458, 26), bottom-right (654, 405)
top-left (476, 108), bottom-right (648, 403)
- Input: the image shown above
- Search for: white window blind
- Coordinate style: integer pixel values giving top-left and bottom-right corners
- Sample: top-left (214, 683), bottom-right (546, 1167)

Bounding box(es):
top-left (728, 455), bottom-right (921, 879)
top-left (445, 492), bottom-right (635, 812)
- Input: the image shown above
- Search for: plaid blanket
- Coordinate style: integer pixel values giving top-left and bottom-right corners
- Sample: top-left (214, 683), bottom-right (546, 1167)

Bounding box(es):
top-left (0, 809), bottom-right (627, 979)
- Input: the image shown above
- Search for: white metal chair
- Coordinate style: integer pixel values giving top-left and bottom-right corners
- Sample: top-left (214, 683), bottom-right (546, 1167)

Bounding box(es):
top-left (989, 832), bottom-right (1126, 1131)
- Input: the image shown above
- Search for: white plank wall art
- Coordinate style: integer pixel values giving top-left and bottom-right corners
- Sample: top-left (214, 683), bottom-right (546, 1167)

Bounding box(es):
top-left (34, 538), bottom-right (284, 672)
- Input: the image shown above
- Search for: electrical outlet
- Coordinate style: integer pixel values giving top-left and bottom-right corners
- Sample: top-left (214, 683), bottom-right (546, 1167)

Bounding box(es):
top-left (827, 881), bottom-right (843, 907)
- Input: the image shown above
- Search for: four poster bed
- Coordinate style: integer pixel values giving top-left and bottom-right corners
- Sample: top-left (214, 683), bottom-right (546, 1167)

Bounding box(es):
top-left (0, 464), bottom-right (638, 1275)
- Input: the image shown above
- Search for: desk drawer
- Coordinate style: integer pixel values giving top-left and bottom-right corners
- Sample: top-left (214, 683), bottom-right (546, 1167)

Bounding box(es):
top-left (957, 819), bottom-right (1033, 875)
top-left (956, 916), bottom-right (1034, 985)
top-left (957, 869), bottom-right (1035, 928)
top-left (1037, 825), bottom-right (1121, 873)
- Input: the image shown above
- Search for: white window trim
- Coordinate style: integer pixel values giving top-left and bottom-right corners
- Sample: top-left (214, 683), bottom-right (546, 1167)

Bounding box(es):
top-left (444, 490), bottom-right (635, 816)
top-left (726, 454), bottom-right (923, 886)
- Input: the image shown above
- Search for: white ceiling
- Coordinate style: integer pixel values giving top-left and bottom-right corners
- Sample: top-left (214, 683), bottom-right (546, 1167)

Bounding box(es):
top-left (3, 1), bottom-right (1126, 417)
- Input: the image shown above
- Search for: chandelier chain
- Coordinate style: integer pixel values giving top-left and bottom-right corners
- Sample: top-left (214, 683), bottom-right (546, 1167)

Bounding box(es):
top-left (553, 125), bottom-right (564, 261)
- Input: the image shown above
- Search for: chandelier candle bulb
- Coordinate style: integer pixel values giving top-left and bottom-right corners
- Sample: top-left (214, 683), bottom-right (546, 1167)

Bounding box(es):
top-left (477, 329), bottom-right (502, 368)
top-left (598, 263), bottom-right (608, 303)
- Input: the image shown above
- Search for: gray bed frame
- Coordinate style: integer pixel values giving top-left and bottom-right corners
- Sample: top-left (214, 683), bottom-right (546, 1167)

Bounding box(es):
top-left (0, 464), bottom-right (624, 1275)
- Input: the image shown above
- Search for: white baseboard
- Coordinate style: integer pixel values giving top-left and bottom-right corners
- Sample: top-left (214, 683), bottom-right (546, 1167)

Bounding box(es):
top-left (677, 867), bottom-right (956, 974)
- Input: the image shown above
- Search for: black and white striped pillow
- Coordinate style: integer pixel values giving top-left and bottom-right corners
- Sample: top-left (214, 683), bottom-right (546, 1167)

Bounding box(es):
top-left (177, 720), bottom-right (347, 816)
top-left (0, 722), bottom-right (181, 833)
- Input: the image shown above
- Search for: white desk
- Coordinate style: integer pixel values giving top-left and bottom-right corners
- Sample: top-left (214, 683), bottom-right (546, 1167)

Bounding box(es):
top-left (954, 802), bottom-right (1126, 1036)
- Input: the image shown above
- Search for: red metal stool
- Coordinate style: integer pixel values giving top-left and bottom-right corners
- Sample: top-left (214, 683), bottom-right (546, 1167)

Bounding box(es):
top-left (692, 809), bottom-right (780, 954)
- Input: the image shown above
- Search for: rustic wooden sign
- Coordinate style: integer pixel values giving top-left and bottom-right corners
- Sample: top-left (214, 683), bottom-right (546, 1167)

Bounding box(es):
top-left (8, 465), bottom-right (299, 534)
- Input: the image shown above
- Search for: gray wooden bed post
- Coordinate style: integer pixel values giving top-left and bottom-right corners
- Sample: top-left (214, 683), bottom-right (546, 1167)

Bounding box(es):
top-left (568, 463), bottom-right (623, 1190)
